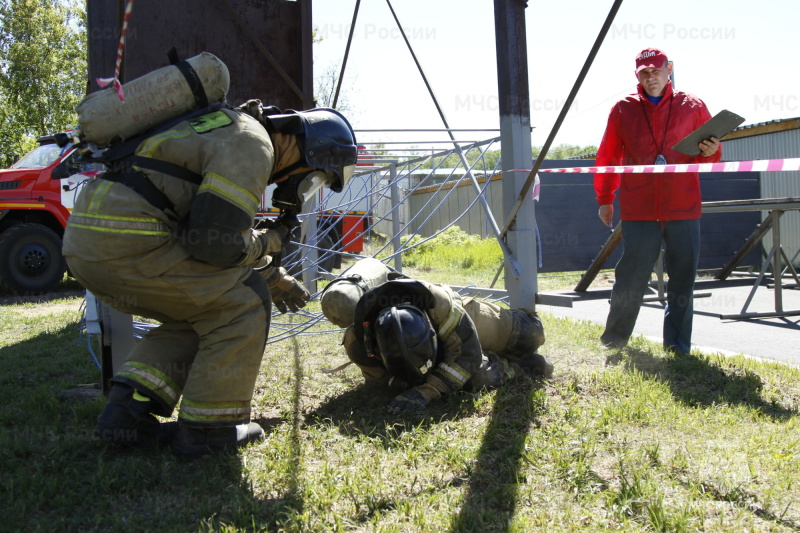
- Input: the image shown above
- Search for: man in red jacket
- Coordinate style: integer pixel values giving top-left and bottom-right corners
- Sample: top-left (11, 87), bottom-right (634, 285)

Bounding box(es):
top-left (594, 48), bottom-right (721, 354)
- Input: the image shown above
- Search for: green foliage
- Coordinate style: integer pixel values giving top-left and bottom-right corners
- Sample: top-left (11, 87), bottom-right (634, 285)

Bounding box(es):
top-left (533, 143), bottom-right (598, 160)
top-left (398, 226), bottom-right (502, 272)
top-left (0, 0), bottom-right (86, 166)
top-left (414, 143), bottom-right (597, 173)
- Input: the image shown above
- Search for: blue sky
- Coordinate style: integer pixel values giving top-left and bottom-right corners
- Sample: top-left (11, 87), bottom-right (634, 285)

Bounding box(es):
top-left (312, 0), bottom-right (800, 151)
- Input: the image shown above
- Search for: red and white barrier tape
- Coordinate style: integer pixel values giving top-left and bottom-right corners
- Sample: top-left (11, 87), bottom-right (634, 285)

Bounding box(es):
top-left (535, 157), bottom-right (800, 175)
top-left (506, 158), bottom-right (800, 200)
top-left (96, 0), bottom-right (134, 101)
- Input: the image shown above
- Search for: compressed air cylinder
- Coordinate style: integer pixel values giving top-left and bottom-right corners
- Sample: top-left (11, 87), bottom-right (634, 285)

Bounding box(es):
top-left (77, 52), bottom-right (230, 147)
top-left (320, 257), bottom-right (392, 328)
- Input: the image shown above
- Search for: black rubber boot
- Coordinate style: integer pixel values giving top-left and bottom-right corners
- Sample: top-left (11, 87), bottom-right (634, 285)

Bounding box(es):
top-left (515, 353), bottom-right (555, 379)
top-left (95, 383), bottom-right (176, 447)
top-left (172, 422), bottom-right (265, 458)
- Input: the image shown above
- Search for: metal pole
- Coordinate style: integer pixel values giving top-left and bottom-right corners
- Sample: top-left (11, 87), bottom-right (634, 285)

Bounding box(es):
top-left (493, 0), bottom-right (535, 305)
top-left (773, 210), bottom-right (784, 313)
top-left (333, 0), bottom-right (360, 109)
top-left (301, 195), bottom-right (319, 294)
top-left (384, 0), bottom-right (520, 274)
top-left (388, 162), bottom-right (402, 272)
top-left (499, 0), bottom-right (623, 238)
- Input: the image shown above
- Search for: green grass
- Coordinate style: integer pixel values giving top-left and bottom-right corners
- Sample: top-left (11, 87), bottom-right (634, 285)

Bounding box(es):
top-left (369, 226), bottom-right (595, 291)
top-left (1, 256), bottom-right (799, 531)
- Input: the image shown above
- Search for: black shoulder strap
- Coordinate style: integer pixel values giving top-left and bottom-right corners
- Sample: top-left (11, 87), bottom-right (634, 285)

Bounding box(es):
top-left (125, 155), bottom-right (203, 185)
top-left (168, 47), bottom-right (209, 109)
top-left (102, 170), bottom-right (178, 220)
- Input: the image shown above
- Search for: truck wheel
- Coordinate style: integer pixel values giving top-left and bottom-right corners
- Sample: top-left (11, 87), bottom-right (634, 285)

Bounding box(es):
top-left (0, 223), bottom-right (66, 294)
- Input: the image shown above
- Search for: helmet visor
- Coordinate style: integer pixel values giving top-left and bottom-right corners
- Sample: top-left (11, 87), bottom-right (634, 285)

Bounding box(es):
top-left (296, 170), bottom-right (334, 206)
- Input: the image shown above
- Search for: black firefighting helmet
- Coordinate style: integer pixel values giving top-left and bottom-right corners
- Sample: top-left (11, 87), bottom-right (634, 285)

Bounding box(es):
top-left (264, 107), bottom-right (357, 193)
top-left (373, 304), bottom-right (438, 387)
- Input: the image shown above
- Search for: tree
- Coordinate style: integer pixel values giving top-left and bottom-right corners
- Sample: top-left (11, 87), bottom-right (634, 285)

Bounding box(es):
top-left (533, 143), bottom-right (598, 160)
top-left (313, 61), bottom-right (354, 114)
top-left (0, 0), bottom-right (86, 166)
top-left (311, 26), bottom-right (355, 115)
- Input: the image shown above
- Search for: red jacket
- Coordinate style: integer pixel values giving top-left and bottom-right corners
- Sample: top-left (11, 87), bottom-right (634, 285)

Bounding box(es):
top-left (594, 81), bottom-right (721, 221)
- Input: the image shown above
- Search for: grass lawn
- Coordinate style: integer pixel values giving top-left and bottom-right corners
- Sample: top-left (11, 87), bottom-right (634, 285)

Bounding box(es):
top-left (1, 248), bottom-right (799, 532)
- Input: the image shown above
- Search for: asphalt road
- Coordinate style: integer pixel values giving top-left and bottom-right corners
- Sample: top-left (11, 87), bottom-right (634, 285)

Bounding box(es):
top-left (537, 275), bottom-right (800, 367)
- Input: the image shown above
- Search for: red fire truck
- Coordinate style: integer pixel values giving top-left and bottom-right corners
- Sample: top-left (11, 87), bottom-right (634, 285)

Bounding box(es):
top-left (0, 135), bottom-right (102, 294)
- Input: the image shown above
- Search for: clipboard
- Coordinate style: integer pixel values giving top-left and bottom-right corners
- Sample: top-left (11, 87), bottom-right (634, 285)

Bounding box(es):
top-left (671, 109), bottom-right (745, 156)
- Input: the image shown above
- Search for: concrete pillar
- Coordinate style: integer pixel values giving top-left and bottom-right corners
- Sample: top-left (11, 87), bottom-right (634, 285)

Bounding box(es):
top-left (494, 0), bottom-right (537, 307)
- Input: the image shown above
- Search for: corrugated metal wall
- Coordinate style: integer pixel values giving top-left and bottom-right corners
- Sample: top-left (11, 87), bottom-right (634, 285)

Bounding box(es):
top-left (406, 163), bottom-right (761, 273)
top-left (408, 176), bottom-right (503, 239)
top-left (721, 127), bottom-right (800, 266)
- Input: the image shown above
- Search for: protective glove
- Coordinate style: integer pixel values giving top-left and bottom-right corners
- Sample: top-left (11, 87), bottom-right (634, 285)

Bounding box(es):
top-left (257, 224), bottom-right (290, 258)
top-left (250, 224), bottom-right (291, 269)
top-left (386, 383), bottom-right (440, 414)
top-left (264, 266), bottom-right (310, 313)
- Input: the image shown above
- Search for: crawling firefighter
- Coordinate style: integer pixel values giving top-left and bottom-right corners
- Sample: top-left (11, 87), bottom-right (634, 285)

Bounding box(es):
top-left (63, 55), bottom-right (358, 456)
top-left (320, 258), bottom-right (552, 414)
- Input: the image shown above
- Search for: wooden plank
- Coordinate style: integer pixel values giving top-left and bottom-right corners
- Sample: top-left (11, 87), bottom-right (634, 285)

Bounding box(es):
top-left (574, 222), bottom-right (622, 292)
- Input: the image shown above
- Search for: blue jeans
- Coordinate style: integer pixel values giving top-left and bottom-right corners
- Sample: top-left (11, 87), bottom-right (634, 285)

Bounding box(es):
top-left (601, 219), bottom-right (700, 353)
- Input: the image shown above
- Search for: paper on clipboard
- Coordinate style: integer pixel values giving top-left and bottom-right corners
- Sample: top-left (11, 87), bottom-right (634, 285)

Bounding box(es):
top-left (671, 109), bottom-right (745, 156)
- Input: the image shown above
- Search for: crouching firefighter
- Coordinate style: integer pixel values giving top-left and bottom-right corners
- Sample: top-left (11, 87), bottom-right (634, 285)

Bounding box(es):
top-left (63, 100), bottom-right (358, 456)
top-left (320, 262), bottom-right (551, 414)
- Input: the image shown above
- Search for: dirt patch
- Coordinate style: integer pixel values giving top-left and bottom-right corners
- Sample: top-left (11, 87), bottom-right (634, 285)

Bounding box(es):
top-left (588, 271), bottom-right (615, 290)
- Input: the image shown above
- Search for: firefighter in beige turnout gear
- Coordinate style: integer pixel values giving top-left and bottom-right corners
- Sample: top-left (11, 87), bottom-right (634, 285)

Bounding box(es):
top-left (64, 101), bottom-right (357, 456)
top-left (321, 259), bottom-right (550, 413)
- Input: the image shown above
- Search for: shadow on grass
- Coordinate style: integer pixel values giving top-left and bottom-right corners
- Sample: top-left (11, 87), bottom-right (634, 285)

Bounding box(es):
top-left (303, 382), bottom-right (484, 445)
top-left (450, 378), bottom-right (547, 533)
top-left (1, 315), bottom-right (306, 531)
top-left (606, 346), bottom-right (797, 421)
top-left (305, 375), bottom-right (547, 533)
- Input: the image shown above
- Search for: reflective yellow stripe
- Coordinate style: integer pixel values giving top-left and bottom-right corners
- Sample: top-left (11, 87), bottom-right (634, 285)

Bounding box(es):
top-left (137, 126), bottom-right (194, 158)
top-left (72, 211), bottom-right (165, 224)
top-left (199, 172), bottom-right (259, 218)
top-left (0, 203), bottom-right (43, 209)
top-left (118, 362), bottom-right (181, 407)
top-left (437, 362), bottom-right (470, 386)
top-left (179, 398), bottom-right (251, 424)
top-left (69, 211), bottom-right (171, 236)
top-left (68, 223), bottom-right (169, 237)
top-left (437, 304), bottom-right (463, 339)
top-left (88, 179), bottom-right (113, 214)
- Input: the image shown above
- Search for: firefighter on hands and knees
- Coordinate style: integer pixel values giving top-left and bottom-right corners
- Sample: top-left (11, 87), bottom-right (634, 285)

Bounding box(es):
top-left (320, 258), bottom-right (553, 413)
top-left (64, 85), bottom-right (357, 456)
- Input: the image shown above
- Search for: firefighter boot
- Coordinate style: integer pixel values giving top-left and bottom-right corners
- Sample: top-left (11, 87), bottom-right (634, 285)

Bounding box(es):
top-left (515, 353), bottom-right (554, 379)
top-left (95, 383), bottom-right (176, 447)
top-left (172, 422), bottom-right (265, 458)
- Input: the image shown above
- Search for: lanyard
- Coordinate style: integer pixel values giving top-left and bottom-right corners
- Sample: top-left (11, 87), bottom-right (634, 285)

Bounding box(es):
top-left (640, 93), bottom-right (673, 164)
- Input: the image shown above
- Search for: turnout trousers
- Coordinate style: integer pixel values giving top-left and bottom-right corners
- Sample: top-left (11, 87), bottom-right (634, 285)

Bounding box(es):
top-left (601, 219), bottom-right (700, 353)
top-left (67, 249), bottom-right (271, 427)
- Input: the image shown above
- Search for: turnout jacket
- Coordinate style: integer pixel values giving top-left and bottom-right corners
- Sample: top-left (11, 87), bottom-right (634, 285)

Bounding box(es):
top-left (64, 108), bottom-right (281, 273)
top-left (594, 81), bottom-right (722, 221)
top-left (344, 280), bottom-right (483, 401)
